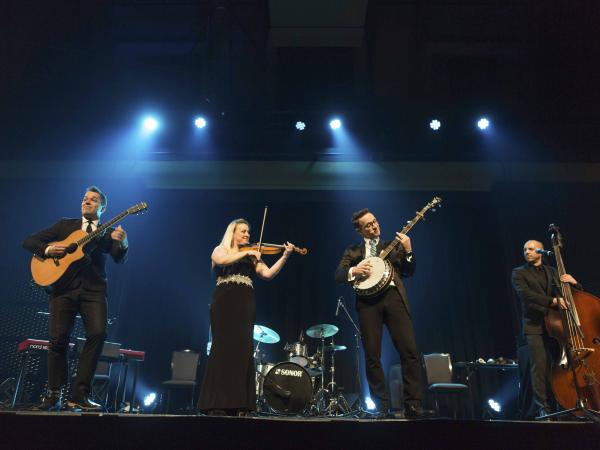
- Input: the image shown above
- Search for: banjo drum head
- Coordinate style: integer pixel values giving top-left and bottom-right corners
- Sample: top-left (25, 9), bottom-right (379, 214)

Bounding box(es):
top-left (354, 256), bottom-right (387, 289)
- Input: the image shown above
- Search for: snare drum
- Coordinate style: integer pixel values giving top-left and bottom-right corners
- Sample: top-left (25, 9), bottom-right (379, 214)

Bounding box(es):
top-left (284, 341), bottom-right (309, 367)
top-left (263, 362), bottom-right (313, 414)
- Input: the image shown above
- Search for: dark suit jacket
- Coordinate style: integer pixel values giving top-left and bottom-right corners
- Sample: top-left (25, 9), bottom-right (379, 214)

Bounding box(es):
top-left (511, 263), bottom-right (582, 335)
top-left (23, 218), bottom-right (128, 295)
top-left (335, 239), bottom-right (416, 313)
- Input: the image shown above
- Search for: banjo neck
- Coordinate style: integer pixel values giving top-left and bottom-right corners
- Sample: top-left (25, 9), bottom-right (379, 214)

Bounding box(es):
top-left (378, 197), bottom-right (442, 260)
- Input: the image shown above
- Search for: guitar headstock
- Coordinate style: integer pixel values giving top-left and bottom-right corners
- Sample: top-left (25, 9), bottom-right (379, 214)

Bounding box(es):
top-left (421, 196), bottom-right (442, 214)
top-left (128, 202), bottom-right (149, 215)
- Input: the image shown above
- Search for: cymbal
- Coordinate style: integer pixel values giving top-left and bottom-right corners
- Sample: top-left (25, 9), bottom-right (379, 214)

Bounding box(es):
top-left (253, 324), bottom-right (280, 344)
top-left (306, 324), bottom-right (339, 339)
top-left (324, 344), bottom-right (347, 352)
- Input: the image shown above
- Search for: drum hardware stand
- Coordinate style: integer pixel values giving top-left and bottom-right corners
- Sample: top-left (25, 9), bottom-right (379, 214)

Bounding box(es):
top-left (323, 339), bottom-right (351, 416)
top-left (310, 336), bottom-right (350, 416)
top-left (253, 341), bottom-right (269, 413)
top-left (311, 336), bottom-right (328, 414)
top-left (336, 297), bottom-right (368, 417)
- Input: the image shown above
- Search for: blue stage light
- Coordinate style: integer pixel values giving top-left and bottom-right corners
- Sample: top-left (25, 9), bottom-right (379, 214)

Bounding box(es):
top-left (429, 119), bottom-right (441, 131)
top-left (143, 392), bottom-right (157, 407)
top-left (487, 398), bottom-right (501, 413)
top-left (329, 118), bottom-right (342, 130)
top-left (295, 121), bottom-right (306, 131)
top-left (365, 397), bottom-right (376, 410)
top-left (142, 116), bottom-right (159, 133)
top-left (477, 117), bottom-right (490, 130)
top-left (195, 117), bottom-right (207, 129)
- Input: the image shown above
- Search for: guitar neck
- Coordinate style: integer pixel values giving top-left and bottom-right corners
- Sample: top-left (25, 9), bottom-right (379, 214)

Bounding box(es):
top-left (77, 210), bottom-right (130, 246)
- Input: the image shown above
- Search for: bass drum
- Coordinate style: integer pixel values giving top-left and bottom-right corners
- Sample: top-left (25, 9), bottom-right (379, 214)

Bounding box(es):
top-left (256, 362), bottom-right (275, 396)
top-left (263, 362), bottom-right (312, 414)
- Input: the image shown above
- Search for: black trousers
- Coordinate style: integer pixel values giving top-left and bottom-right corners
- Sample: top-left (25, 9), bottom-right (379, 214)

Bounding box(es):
top-left (523, 333), bottom-right (558, 414)
top-left (357, 286), bottom-right (422, 410)
top-left (48, 284), bottom-right (107, 395)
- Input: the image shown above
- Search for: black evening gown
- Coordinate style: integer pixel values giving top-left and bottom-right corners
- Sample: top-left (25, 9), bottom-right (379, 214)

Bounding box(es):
top-left (198, 258), bottom-right (256, 411)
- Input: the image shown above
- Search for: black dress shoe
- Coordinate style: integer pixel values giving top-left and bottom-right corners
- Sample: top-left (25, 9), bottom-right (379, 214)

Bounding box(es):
top-left (66, 395), bottom-right (102, 411)
top-left (33, 394), bottom-right (62, 411)
top-left (404, 405), bottom-right (436, 419)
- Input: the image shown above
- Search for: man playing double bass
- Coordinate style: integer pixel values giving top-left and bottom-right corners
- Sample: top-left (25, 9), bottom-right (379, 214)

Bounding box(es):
top-left (511, 240), bottom-right (581, 419)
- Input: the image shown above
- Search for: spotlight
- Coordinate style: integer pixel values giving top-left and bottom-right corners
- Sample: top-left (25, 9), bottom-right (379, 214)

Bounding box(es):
top-left (429, 119), bottom-right (441, 131)
top-left (143, 392), bottom-right (157, 407)
top-left (142, 116), bottom-right (159, 133)
top-left (194, 117), bottom-right (207, 129)
top-left (365, 397), bottom-right (376, 410)
top-left (487, 398), bottom-right (501, 413)
top-left (295, 121), bottom-right (306, 131)
top-left (477, 117), bottom-right (490, 130)
top-left (329, 118), bottom-right (342, 130)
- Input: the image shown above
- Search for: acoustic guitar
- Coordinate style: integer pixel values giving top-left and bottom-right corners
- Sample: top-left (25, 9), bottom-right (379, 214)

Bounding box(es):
top-left (31, 202), bottom-right (148, 287)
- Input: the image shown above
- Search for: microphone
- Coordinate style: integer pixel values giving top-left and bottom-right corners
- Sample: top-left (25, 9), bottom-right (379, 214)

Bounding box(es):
top-left (335, 297), bottom-right (343, 316)
top-left (536, 249), bottom-right (553, 256)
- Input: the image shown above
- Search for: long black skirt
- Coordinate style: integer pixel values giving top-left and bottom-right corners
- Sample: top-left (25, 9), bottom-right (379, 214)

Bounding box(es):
top-left (198, 283), bottom-right (256, 411)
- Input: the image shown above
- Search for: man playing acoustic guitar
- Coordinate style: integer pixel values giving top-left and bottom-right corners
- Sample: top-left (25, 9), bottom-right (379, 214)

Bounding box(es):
top-left (23, 186), bottom-right (128, 411)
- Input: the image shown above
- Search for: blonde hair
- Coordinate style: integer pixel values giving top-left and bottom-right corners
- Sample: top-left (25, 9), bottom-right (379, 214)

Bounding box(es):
top-left (212, 218), bottom-right (250, 268)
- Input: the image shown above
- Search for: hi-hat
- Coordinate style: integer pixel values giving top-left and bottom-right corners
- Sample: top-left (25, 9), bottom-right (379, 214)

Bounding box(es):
top-left (306, 324), bottom-right (338, 339)
top-left (253, 324), bottom-right (280, 344)
top-left (324, 344), bottom-right (347, 352)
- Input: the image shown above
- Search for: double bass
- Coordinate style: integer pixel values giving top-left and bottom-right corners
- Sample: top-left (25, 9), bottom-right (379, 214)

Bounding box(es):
top-left (544, 224), bottom-right (600, 415)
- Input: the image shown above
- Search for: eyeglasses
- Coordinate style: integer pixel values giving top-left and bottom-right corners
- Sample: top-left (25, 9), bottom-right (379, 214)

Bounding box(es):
top-left (362, 218), bottom-right (378, 230)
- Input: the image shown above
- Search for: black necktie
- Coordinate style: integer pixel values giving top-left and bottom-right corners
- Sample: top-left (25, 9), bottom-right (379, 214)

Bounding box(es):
top-left (86, 220), bottom-right (93, 234)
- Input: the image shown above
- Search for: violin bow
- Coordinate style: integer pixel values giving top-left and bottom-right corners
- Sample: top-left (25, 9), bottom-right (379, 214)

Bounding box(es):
top-left (256, 205), bottom-right (268, 253)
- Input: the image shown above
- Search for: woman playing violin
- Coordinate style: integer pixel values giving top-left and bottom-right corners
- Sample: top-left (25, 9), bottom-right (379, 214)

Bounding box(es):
top-left (198, 218), bottom-right (295, 416)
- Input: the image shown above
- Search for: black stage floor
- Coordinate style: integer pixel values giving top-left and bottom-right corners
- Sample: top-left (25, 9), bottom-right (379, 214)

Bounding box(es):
top-left (1, 412), bottom-right (599, 450)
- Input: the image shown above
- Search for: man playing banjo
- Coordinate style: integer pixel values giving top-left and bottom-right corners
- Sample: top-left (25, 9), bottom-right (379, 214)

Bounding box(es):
top-left (335, 208), bottom-right (432, 419)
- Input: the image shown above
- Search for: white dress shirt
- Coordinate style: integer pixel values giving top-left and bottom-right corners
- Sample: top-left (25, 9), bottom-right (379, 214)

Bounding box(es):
top-left (82, 217), bottom-right (99, 232)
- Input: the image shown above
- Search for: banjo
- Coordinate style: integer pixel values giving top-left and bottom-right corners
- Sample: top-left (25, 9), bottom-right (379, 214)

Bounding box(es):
top-left (352, 197), bottom-right (442, 298)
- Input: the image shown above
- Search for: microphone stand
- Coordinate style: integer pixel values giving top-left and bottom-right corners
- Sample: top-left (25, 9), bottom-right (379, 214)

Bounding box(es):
top-left (337, 297), bottom-right (366, 416)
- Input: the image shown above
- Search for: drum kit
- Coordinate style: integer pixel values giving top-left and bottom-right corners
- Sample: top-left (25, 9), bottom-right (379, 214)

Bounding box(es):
top-left (253, 323), bottom-right (351, 416)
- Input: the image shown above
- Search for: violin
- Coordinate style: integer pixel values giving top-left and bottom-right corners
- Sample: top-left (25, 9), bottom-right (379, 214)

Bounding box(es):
top-left (240, 243), bottom-right (308, 256)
